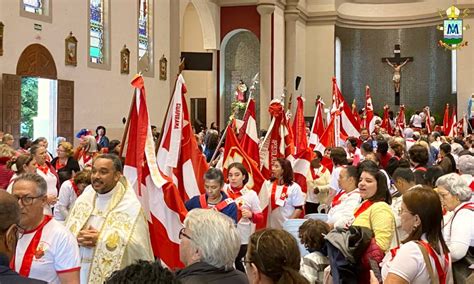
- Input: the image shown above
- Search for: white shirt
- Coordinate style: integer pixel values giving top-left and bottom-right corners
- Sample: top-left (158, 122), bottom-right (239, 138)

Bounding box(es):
top-left (329, 166), bottom-right (343, 194)
top-left (15, 218), bottom-right (81, 284)
top-left (54, 180), bottom-right (79, 222)
top-left (224, 185), bottom-right (262, 244)
top-left (443, 201), bottom-right (474, 262)
top-left (265, 181), bottom-right (305, 229)
top-left (410, 114), bottom-right (423, 128)
top-left (79, 186), bottom-right (117, 284)
top-left (6, 173), bottom-right (18, 193)
top-left (381, 236), bottom-right (453, 284)
top-left (327, 189), bottom-right (361, 229)
top-left (36, 168), bottom-right (58, 216)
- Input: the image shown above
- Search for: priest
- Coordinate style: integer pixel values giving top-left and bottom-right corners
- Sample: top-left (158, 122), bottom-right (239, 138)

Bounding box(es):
top-left (65, 154), bottom-right (153, 283)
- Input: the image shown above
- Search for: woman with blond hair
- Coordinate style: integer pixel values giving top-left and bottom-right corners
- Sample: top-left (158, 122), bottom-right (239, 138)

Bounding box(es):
top-left (0, 143), bottom-right (16, 190)
top-left (51, 141), bottom-right (80, 185)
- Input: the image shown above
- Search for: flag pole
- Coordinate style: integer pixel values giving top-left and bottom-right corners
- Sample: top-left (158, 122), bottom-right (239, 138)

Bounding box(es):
top-left (155, 59), bottom-right (186, 155)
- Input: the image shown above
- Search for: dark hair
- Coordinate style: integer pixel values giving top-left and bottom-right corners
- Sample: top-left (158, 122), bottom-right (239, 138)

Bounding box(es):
top-left (299, 219), bottom-right (330, 252)
top-left (402, 186), bottom-right (449, 255)
top-left (105, 260), bottom-right (179, 284)
top-left (73, 170), bottom-right (92, 186)
top-left (423, 166), bottom-right (445, 187)
top-left (392, 168), bottom-right (415, 184)
top-left (227, 162), bottom-right (249, 185)
top-left (376, 139), bottom-right (389, 154)
top-left (330, 147), bottom-right (347, 166)
top-left (93, 154), bottom-right (123, 173)
top-left (361, 142), bottom-right (373, 153)
top-left (248, 229), bottom-right (309, 284)
top-left (19, 137), bottom-right (31, 149)
top-left (204, 167), bottom-right (225, 186)
top-left (96, 126), bottom-right (106, 136)
top-left (29, 144), bottom-right (44, 156)
top-left (32, 137), bottom-right (47, 146)
top-left (313, 150), bottom-right (323, 160)
top-left (347, 137), bottom-right (358, 148)
top-left (360, 167), bottom-right (391, 204)
top-left (357, 160), bottom-right (379, 177)
top-left (342, 165), bottom-right (359, 189)
top-left (8, 154), bottom-right (34, 174)
top-left (408, 144), bottom-right (429, 166)
top-left (389, 141), bottom-right (404, 158)
top-left (439, 143), bottom-right (451, 154)
top-left (0, 191), bottom-right (20, 232)
top-left (270, 158), bottom-right (294, 186)
top-left (108, 140), bottom-right (121, 154)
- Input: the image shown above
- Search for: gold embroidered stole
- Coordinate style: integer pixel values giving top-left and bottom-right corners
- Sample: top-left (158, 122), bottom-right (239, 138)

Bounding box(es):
top-left (65, 178), bottom-right (141, 283)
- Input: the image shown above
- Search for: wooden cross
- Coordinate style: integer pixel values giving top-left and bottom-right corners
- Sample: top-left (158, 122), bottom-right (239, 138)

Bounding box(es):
top-left (382, 44), bottom-right (413, 105)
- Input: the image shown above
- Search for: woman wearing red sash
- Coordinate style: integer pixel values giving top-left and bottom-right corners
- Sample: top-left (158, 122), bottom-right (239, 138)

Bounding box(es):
top-left (53, 169), bottom-right (91, 222)
top-left (73, 135), bottom-right (99, 171)
top-left (224, 163), bottom-right (262, 273)
top-left (262, 158), bottom-right (305, 229)
top-left (408, 144), bottom-right (430, 185)
top-left (436, 173), bottom-right (473, 265)
top-left (352, 166), bottom-right (395, 283)
top-left (30, 145), bottom-right (59, 216)
top-left (378, 186), bottom-right (452, 284)
top-left (51, 142), bottom-right (80, 186)
top-left (6, 154), bottom-right (37, 193)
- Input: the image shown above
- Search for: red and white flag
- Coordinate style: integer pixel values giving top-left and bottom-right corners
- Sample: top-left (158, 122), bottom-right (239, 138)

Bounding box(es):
top-left (157, 74), bottom-right (209, 201)
top-left (449, 108), bottom-right (457, 137)
top-left (308, 97), bottom-right (325, 150)
top-left (259, 99), bottom-right (294, 179)
top-left (124, 75), bottom-right (188, 269)
top-left (238, 99), bottom-right (260, 167)
top-left (352, 99), bottom-right (362, 129)
top-left (332, 78), bottom-right (360, 139)
top-left (363, 85), bottom-right (376, 133)
top-left (443, 104), bottom-right (451, 135)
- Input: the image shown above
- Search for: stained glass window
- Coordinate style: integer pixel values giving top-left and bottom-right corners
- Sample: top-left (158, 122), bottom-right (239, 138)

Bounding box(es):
top-left (89, 0), bottom-right (104, 64)
top-left (23, 0), bottom-right (43, 15)
top-left (138, 0), bottom-right (149, 60)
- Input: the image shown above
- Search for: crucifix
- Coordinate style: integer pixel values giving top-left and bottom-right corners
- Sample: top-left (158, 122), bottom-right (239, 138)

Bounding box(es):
top-left (382, 44), bottom-right (413, 105)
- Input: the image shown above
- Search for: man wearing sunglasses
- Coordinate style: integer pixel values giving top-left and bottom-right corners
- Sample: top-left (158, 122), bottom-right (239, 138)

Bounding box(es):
top-left (0, 190), bottom-right (46, 283)
top-left (11, 173), bottom-right (80, 284)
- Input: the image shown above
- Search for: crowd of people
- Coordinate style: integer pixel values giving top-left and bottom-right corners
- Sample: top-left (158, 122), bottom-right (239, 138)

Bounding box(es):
top-left (0, 119), bottom-right (473, 284)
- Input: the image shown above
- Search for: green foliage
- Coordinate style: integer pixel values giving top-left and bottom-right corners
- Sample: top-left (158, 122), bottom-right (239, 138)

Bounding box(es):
top-left (21, 77), bottom-right (38, 138)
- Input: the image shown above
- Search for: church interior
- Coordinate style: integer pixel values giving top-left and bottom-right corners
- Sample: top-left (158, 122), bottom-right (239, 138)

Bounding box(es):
top-left (0, 0), bottom-right (473, 144)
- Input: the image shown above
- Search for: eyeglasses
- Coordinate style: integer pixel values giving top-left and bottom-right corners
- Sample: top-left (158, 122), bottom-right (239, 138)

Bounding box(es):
top-left (13, 195), bottom-right (44, 206)
top-left (178, 228), bottom-right (192, 240)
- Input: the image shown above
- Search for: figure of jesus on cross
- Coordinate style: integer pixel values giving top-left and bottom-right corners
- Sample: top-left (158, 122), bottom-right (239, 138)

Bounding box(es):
top-left (382, 44), bottom-right (413, 105)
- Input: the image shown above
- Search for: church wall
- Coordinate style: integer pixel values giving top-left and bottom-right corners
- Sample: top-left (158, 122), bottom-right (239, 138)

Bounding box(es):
top-left (181, 3), bottom-right (216, 128)
top-left (336, 26), bottom-right (454, 118)
top-left (304, 24), bottom-right (335, 112)
top-left (0, 0), bottom-right (174, 143)
top-left (295, 20), bottom-right (308, 115)
top-left (273, 6), bottom-right (285, 100)
top-left (457, 17), bottom-right (474, 123)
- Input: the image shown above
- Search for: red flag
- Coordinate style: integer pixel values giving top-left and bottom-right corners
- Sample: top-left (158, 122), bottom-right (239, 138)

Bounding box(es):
top-left (396, 105), bottom-right (406, 136)
top-left (124, 75), bottom-right (188, 269)
top-left (292, 96), bottom-right (309, 154)
top-left (157, 75), bottom-right (209, 201)
top-left (352, 99), bottom-right (362, 129)
top-left (381, 105), bottom-right (393, 135)
top-left (449, 107), bottom-right (457, 137)
top-left (238, 99), bottom-right (260, 167)
top-left (308, 98), bottom-right (325, 150)
top-left (314, 115), bottom-right (336, 153)
top-left (363, 85), bottom-right (375, 133)
top-left (443, 104), bottom-right (450, 134)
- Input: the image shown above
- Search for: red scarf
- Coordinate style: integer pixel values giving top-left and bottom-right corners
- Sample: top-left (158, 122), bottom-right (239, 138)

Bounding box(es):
top-left (71, 179), bottom-right (81, 197)
top-left (310, 166), bottom-right (327, 180)
top-left (55, 159), bottom-right (66, 171)
top-left (82, 153), bottom-right (93, 165)
top-left (469, 180), bottom-right (474, 192)
top-left (417, 240), bottom-right (450, 284)
top-left (331, 191), bottom-right (345, 207)
top-left (36, 164), bottom-right (49, 175)
top-left (354, 200), bottom-right (374, 218)
top-left (227, 185), bottom-right (244, 200)
top-left (12, 215), bottom-right (52, 277)
top-left (199, 193), bottom-right (234, 212)
top-left (271, 181), bottom-right (289, 210)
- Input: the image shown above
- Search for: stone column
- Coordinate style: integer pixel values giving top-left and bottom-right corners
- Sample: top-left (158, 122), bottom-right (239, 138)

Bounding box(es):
top-left (169, 0), bottom-right (180, 91)
top-left (285, 10), bottom-right (299, 112)
top-left (257, 3), bottom-right (275, 130)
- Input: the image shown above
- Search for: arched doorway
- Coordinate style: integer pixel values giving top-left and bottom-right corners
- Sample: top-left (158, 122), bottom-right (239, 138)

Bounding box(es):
top-left (1, 43), bottom-right (74, 149)
top-left (220, 29), bottom-right (260, 125)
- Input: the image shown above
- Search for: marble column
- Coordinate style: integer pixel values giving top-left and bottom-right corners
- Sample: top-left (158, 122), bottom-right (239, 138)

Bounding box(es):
top-left (257, 3), bottom-right (275, 130)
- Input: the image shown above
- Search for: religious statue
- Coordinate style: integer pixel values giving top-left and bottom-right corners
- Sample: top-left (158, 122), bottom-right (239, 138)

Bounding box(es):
top-left (120, 45), bottom-right (130, 74)
top-left (234, 80), bottom-right (247, 102)
top-left (385, 58), bottom-right (409, 93)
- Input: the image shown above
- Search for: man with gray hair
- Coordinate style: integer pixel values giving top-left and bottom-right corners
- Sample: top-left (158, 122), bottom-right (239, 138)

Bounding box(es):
top-left (175, 208), bottom-right (247, 283)
top-left (0, 190), bottom-right (46, 283)
top-left (11, 173), bottom-right (80, 283)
